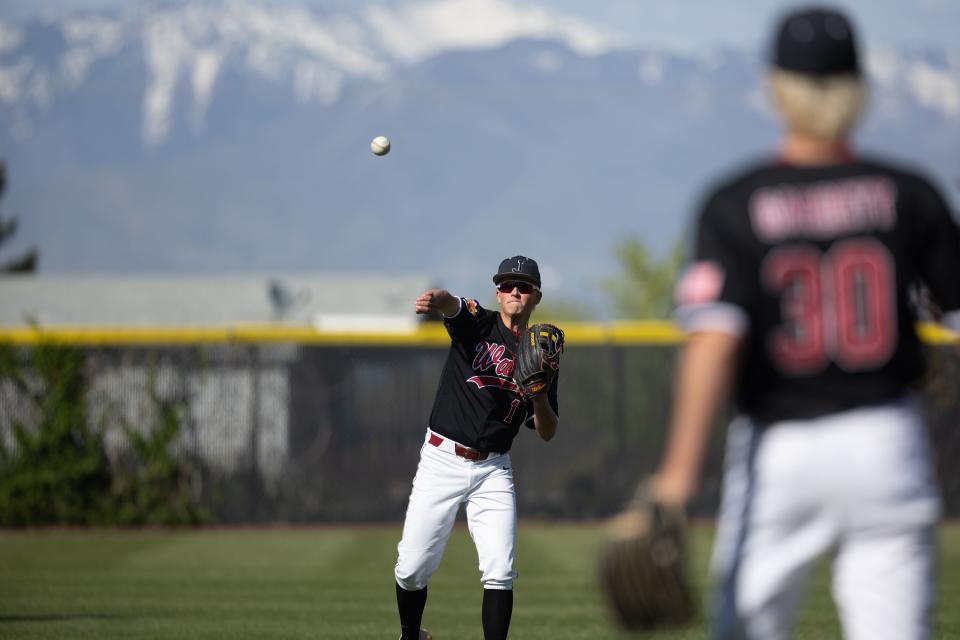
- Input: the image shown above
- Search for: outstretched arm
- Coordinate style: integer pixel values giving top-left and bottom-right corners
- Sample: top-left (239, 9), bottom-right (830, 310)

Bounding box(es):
top-left (653, 331), bottom-right (742, 506)
top-left (415, 288), bottom-right (461, 317)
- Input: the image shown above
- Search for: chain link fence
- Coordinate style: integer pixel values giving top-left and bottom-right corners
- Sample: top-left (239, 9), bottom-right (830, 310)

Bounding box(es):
top-left (1, 336), bottom-right (957, 522)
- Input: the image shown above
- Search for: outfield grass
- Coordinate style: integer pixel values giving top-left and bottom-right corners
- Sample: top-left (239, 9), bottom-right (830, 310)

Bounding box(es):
top-left (1, 523), bottom-right (958, 639)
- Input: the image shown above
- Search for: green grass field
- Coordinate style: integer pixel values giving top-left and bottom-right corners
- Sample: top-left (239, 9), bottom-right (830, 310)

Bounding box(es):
top-left (1, 523), bottom-right (958, 639)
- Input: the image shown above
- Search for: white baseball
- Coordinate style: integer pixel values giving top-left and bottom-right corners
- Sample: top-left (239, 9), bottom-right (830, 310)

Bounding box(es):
top-left (370, 135), bottom-right (391, 156)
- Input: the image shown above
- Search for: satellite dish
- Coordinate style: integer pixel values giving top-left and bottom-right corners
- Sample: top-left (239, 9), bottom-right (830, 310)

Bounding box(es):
top-left (267, 279), bottom-right (310, 320)
top-left (268, 280), bottom-right (293, 313)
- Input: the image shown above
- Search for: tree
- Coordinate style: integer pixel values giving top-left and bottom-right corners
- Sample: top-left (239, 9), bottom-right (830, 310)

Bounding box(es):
top-left (601, 235), bottom-right (685, 319)
top-left (0, 161), bottom-right (38, 273)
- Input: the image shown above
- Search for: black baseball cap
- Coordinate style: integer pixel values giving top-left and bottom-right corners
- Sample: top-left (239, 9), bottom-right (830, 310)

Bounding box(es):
top-left (771, 7), bottom-right (860, 76)
top-left (492, 255), bottom-right (541, 288)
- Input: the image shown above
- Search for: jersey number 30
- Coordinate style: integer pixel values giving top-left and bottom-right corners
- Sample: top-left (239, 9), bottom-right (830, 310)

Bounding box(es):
top-left (762, 238), bottom-right (897, 375)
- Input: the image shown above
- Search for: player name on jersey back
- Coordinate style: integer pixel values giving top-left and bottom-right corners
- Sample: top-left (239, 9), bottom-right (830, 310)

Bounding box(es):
top-left (750, 176), bottom-right (897, 241)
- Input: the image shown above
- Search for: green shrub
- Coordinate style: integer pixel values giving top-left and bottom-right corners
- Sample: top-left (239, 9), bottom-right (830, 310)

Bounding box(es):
top-left (109, 373), bottom-right (209, 525)
top-left (0, 342), bottom-right (112, 525)
top-left (0, 342), bottom-right (209, 526)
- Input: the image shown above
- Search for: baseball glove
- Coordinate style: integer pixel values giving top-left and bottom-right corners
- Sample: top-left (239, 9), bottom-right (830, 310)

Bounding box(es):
top-left (597, 481), bottom-right (697, 631)
top-left (514, 323), bottom-right (564, 396)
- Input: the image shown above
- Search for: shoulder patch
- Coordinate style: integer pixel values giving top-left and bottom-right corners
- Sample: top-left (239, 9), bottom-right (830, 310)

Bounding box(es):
top-left (675, 261), bottom-right (725, 306)
top-left (465, 298), bottom-right (480, 316)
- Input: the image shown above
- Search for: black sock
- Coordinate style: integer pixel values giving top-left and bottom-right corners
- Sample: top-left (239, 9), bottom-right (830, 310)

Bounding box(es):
top-left (482, 588), bottom-right (513, 640)
top-left (396, 583), bottom-right (428, 640)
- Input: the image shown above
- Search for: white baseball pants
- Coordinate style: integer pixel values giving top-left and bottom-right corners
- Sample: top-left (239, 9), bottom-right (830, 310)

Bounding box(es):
top-left (395, 429), bottom-right (518, 591)
top-left (711, 397), bottom-right (941, 640)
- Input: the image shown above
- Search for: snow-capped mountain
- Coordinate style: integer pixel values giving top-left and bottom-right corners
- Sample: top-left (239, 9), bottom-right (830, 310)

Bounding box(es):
top-left (0, 0), bottom-right (957, 311)
top-left (0, 0), bottom-right (616, 146)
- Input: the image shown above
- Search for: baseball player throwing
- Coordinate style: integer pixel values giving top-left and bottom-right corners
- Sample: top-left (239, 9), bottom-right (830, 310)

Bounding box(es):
top-left (394, 256), bottom-right (560, 640)
top-left (647, 7), bottom-right (960, 640)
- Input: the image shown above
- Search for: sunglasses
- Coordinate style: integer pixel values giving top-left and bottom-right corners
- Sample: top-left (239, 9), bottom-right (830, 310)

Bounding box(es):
top-left (497, 281), bottom-right (537, 294)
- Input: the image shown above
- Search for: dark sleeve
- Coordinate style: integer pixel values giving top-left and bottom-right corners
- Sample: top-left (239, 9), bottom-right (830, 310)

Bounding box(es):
top-left (912, 179), bottom-right (960, 321)
top-left (673, 191), bottom-right (754, 336)
top-left (524, 372), bottom-right (559, 429)
top-left (443, 297), bottom-right (487, 343)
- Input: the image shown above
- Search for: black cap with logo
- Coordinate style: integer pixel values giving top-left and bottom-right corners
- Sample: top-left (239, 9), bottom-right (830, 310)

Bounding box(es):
top-left (492, 255), bottom-right (541, 288)
top-left (772, 7), bottom-right (860, 76)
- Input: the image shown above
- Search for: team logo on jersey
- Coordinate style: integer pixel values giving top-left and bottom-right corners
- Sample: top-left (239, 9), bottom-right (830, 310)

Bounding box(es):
top-left (465, 298), bottom-right (479, 316)
top-left (467, 341), bottom-right (519, 392)
top-left (675, 261), bottom-right (725, 306)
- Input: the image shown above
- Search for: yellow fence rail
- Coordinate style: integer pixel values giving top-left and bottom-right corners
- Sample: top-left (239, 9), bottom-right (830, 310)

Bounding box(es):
top-left (0, 321), bottom-right (954, 346)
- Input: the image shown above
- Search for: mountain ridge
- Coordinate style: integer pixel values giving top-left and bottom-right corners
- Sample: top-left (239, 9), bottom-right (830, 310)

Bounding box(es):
top-left (0, 0), bottom-right (957, 313)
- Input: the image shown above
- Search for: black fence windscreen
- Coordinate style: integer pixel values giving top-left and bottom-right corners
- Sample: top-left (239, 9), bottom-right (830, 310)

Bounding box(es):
top-left (1, 342), bottom-right (958, 522)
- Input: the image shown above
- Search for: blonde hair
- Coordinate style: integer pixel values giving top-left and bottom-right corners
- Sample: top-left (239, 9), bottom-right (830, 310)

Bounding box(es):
top-left (767, 69), bottom-right (868, 140)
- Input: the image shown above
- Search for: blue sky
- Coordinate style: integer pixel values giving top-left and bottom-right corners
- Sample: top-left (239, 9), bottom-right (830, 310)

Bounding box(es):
top-left (2, 0), bottom-right (958, 52)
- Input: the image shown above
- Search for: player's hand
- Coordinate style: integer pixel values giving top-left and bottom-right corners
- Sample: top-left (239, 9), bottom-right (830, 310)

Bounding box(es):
top-left (415, 289), bottom-right (454, 315)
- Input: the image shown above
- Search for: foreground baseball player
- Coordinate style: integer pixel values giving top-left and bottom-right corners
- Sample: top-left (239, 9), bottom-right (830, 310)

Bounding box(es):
top-left (394, 256), bottom-right (560, 640)
top-left (647, 7), bottom-right (960, 640)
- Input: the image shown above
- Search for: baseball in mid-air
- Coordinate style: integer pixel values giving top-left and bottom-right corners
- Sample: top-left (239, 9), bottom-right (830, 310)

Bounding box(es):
top-left (370, 135), bottom-right (391, 156)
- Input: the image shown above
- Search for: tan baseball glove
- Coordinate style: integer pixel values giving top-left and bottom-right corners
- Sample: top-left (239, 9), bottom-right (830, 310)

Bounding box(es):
top-left (596, 481), bottom-right (697, 631)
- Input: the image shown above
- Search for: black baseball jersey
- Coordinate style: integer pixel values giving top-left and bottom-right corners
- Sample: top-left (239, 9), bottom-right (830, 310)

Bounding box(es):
top-left (428, 297), bottom-right (560, 453)
top-left (675, 156), bottom-right (960, 424)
